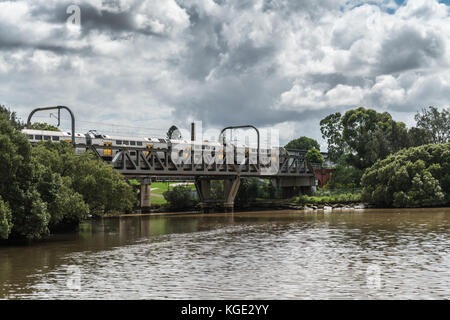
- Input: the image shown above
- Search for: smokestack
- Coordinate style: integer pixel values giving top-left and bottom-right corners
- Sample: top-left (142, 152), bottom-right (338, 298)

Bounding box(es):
top-left (191, 122), bottom-right (195, 141)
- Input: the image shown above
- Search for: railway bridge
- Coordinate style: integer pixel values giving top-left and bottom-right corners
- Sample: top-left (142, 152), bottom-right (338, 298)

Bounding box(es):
top-left (101, 144), bottom-right (316, 211)
top-left (26, 106), bottom-right (317, 212)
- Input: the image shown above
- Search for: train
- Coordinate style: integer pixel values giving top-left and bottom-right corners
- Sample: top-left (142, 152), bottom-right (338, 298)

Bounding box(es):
top-left (21, 128), bottom-right (285, 165)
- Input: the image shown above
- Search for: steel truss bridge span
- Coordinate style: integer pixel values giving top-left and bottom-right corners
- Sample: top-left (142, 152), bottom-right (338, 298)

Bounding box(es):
top-left (26, 106), bottom-right (316, 212)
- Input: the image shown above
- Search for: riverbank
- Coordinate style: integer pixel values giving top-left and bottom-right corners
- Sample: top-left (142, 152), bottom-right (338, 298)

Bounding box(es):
top-left (108, 201), bottom-right (450, 218)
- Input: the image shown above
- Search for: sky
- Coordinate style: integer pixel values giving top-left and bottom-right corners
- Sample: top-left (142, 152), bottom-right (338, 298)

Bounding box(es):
top-left (0, 0), bottom-right (449, 150)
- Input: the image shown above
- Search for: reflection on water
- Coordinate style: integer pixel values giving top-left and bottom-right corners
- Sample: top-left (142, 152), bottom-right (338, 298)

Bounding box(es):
top-left (0, 208), bottom-right (449, 299)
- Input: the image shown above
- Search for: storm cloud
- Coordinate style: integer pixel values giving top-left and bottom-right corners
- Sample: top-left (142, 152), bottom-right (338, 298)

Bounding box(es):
top-left (0, 0), bottom-right (449, 148)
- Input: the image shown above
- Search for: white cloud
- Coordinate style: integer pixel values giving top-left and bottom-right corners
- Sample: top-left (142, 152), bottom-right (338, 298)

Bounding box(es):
top-left (0, 0), bottom-right (449, 148)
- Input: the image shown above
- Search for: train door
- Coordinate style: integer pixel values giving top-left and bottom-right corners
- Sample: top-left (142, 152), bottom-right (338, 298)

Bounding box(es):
top-left (104, 142), bottom-right (112, 158)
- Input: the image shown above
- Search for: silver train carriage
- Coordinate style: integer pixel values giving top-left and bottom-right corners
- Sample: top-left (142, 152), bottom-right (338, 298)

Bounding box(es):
top-left (22, 129), bottom-right (87, 154)
top-left (21, 129), bottom-right (286, 166)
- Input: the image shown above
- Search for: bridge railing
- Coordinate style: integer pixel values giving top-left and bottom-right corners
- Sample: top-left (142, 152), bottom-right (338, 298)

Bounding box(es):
top-left (84, 144), bottom-right (315, 178)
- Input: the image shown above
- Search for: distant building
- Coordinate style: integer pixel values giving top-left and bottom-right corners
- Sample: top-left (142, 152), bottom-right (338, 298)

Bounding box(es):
top-left (286, 148), bottom-right (336, 187)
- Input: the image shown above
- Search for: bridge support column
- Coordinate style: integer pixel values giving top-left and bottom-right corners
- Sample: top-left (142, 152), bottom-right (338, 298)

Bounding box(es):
top-left (223, 177), bottom-right (240, 212)
top-left (140, 178), bottom-right (151, 211)
top-left (272, 178), bottom-right (280, 199)
top-left (195, 178), bottom-right (212, 213)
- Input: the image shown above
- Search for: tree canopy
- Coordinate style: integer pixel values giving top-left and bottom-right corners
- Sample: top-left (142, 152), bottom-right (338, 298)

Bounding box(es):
top-left (29, 122), bottom-right (60, 131)
top-left (285, 136), bottom-right (320, 151)
top-left (414, 106), bottom-right (449, 144)
top-left (305, 148), bottom-right (324, 165)
top-left (319, 107), bottom-right (445, 171)
top-left (0, 112), bottom-right (137, 240)
top-left (361, 143), bottom-right (450, 207)
top-left (0, 105), bottom-right (24, 130)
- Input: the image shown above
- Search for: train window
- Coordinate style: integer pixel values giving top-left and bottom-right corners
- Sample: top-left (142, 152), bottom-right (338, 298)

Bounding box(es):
top-left (27, 135), bottom-right (33, 140)
top-left (158, 139), bottom-right (166, 143)
top-left (52, 136), bottom-right (60, 141)
top-left (44, 136), bottom-right (51, 141)
top-left (116, 140), bottom-right (122, 145)
top-left (35, 135), bottom-right (42, 140)
top-left (130, 141), bottom-right (136, 146)
top-left (123, 141), bottom-right (129, 145)
top-left (137, 141), bottom-right (143, 146)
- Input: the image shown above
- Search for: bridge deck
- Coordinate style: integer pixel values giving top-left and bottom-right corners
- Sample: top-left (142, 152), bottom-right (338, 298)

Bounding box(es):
top-left (85, 146), bottom-right (316, 180)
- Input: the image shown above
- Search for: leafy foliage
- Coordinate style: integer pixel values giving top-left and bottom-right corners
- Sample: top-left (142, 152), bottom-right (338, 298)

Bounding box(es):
top-left (0, 111), bottom-right (137, 240)
top-left (163, 185), bottom-right (198, 209)
top-left (361, 143), bottom-right (450, 207)
top-left (326, 164), bottom-right (363, 188)
top-left (320, 112), bottom-right (345, 163)
top-left (29, 122), bottom-right (60, 131)
top-left (0, 105), bottom-right (24, 130)
top-left (305, 148), bottom-right (324, 164)
top-left (0, 197), bottom-right (12, 239)
top-left (285, 136), bottom-right (320, 151)
top-left (414, 106), bottom-right (449, 144)
top-left (31, 142), bottom-right (136, 216)
top-left (321, 107), bottom-right (449, 173)
top-left (297, 192), bottom-right (362, 205)
top-left (341, 107), bottom-right (410, 170)
top-left (0, 114), bottom-right (49, 239)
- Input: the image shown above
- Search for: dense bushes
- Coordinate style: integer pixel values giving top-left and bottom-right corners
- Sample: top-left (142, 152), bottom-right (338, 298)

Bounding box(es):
top-left (361, 143), bottom-right (450, 207)
top-left (326, 164), bottom-right (363, 188)
top-left (163, 185), bottom-right (198, 210)
top-left (0, 115), bottom-right (136, 240)
top-left (298, 192), bottom-right (362, 205)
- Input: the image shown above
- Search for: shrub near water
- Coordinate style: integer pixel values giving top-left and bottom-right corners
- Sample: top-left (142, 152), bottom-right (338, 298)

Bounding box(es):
top-left (0, 114), bottom-right (137, 240)
top-left (163, 185), bottom-right (198, 210)
top-left (361, 143), bottom-right (450, 207)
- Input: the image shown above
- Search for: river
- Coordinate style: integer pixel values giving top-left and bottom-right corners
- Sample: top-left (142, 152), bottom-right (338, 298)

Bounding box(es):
top-left (0, 208), bottom-right (449, 299)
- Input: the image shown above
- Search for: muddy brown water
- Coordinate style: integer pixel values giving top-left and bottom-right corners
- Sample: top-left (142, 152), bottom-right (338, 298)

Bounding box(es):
top-left (0, 208), bottom-right (449, 299)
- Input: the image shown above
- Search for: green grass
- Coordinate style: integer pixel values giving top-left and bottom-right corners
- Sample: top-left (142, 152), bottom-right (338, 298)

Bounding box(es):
top-left (149, 182), bottom-right (196, 206)
top-left (151, 182), bottom-right (171, 195)
top-left (151, 182), bottom-right (196, 195)
top-left (150, 195), bottom-right (167, 205)
top-left (296, 192), bottom-right (362, 205)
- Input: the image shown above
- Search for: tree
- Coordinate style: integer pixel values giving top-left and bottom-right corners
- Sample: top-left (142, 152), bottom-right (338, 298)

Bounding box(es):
top-left (320, 112), bottom-right (346, 163)
top-left (326, 164), bottom-right (364, 189)
top-left (305, 148), bottom-right (324, 165)
top-left (163, 185), bottom-right (197, 209)
top-left (407, 127), bottom-right (433, 147)
top-left (0, 115), bottom-right (50, 240)
top-left (0, 197), bottom-right (12, 239)
top-left (285, 136), bottom-right (320, 151)
top-left (320, 107), bottom-right (410, 170)
top-left (414, 106), bottom-right (450, 144)
top-left (361, 143), bottom-right (450, 207)
top-left (0, 105), bottom-right (24, 130)
top-left (30, 141), bottom-right (137, 216)
top-left (0, 108), bottom-right (138, 240)
top-left (31, 158), bottom-right (89, 232)
top-left (29, 122), bottom-right (60, 131)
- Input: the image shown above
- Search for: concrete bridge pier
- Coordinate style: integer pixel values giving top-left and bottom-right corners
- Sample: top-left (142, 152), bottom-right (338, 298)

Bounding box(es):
top-left (272, 176), bottom-right (316, 199)
top-left (195, 178), bottom-right (212, 213)
top-left (139, 177), bottom-right (152, 211)
top-left (195, 177), bottom-right (241, 213)
top-left (223, 177), bottom-right (240, 212)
